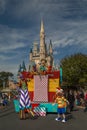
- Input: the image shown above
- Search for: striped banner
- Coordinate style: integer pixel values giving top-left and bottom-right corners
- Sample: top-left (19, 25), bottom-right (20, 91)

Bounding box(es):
top-left (33, 75), bottom-right (48, 102)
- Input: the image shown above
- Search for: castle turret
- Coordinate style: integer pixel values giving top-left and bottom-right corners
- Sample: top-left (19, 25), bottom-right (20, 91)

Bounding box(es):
top-left (18, 61), bottom-right (26, 74)
top-left (30, 48), bottom-right (33, 61)
top-left (33, 42), bottom-right (38, 56)
top-left (40, 20), bottom-right (46, 60)
top-left (21, 61), bottom-right (26, 71)
top-left (49, 40), bottom-right (53, 55)
top-left (18, 64), bottom-right (22, 73)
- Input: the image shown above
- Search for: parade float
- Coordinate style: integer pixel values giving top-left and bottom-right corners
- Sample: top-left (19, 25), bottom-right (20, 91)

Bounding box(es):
top-left (14, 20), bottom-right (62, 116)
top-left (21, 68), bottom-right (61, 113)
top-left (16, 64), bottom-right (62, 115)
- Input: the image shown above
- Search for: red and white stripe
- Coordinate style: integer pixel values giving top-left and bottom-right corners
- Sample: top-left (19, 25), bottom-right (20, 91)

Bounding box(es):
top-left (33, 106), bottom-right (46, 116)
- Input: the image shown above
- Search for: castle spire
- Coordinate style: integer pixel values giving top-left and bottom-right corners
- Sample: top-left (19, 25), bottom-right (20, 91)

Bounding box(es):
top-left (40, 19), bottom-right (46, 60)
top-left (40, 20), bottom-right (45, 33)
top-left (49, 40), bottom-right (53, 55)
top-left (21, 61), bottom-right (26, 71)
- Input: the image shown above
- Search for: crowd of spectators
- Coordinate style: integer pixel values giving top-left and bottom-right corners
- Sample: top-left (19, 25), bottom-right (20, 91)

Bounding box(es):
top-left (0, 92), bottom-right (10, 109)
top-left (64, 89), bottom-right (87, 112)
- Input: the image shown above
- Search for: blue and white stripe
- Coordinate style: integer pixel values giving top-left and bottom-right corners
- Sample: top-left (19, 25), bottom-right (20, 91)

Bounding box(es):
top-left (19, 88), bottom-right (31, 110)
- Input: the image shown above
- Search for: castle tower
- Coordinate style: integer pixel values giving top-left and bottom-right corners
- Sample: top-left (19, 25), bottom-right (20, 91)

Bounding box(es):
top-left (29, 20), bottom-right (54, 68)
top-left (18, 64), bottom-right (22, 73)
top-left (33, 42), bottom-right (38, 56)
top-left (21, 61), bottom-right (26, 71)
top-left (30, 48), bottom-right (33, 61)
top-left (49, 40), bottom-right (53, 55)
top-left (40, 20), bottom-right (46, 60)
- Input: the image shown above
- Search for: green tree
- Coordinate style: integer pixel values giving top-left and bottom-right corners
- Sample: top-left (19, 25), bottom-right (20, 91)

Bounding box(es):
top-left (0, 71), bottom-right (13, 89)
top-left (60, 53), bottom-right (87, 88)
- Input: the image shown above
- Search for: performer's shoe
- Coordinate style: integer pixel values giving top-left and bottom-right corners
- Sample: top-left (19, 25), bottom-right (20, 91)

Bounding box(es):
top-left (55, 117), bottom-right (61, 121)
top-left (62, 119), bottom-right (66, 123)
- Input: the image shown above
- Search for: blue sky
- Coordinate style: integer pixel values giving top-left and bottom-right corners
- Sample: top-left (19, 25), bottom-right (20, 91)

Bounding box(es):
top-left (0, 0), bottom-right (87, 75)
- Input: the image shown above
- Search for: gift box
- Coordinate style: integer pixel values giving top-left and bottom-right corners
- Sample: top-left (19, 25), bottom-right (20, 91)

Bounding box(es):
top-left (39, 103), bottom-right (58, 113)
top-left (33, 106), bottom-right (46, 116)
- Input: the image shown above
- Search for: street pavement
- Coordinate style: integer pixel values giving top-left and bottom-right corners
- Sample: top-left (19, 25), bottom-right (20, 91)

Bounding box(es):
top-left (0, 102), bottom-right (87, 130)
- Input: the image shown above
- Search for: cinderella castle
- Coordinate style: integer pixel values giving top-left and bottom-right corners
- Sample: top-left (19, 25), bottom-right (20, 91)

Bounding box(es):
top-left (18, 20), bottom-right (55, 73)
top-left (29, 20), bottom-right (53, 68)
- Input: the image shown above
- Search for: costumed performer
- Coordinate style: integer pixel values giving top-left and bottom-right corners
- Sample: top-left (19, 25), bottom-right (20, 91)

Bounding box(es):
top-left (39, 59), bottom-right (47, 74)
top-left (18, 74), bottom-right (34, 119)
top-left (54, 88), bottom-right (69, 123)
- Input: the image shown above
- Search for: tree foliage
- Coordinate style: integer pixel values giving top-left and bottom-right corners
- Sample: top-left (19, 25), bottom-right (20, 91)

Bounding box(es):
top-left (0, 71), bottom-right (13, 88)
top-left (60, 53), bottom-right (87, 88)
